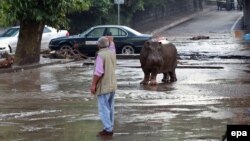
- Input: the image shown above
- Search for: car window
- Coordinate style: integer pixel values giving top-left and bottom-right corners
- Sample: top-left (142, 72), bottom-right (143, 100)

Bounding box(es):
top-left (122, 26), bottom-right (142, 36)
top-left (43, 27), bottom-right (52, 33)
top-left (0, 28), bottom-right (19, 37)
top-left (88, 28), bottom-right (105, 37)
top-left (108, 28), bottom-right (127, 37)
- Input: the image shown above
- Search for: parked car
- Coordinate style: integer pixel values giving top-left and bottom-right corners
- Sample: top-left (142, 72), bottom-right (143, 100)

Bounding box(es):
top-left (0, 42), bottom-right (11, 55)
top-left (0, 25), bottom-right (69, 53)
top-left (49, 25), bottom-right (152, 56)
top-left (217, 0), bottom-right (234, 11)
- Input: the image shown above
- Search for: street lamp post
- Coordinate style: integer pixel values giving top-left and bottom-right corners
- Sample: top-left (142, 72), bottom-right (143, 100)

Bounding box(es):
top-left (114, 0), bottom-right (124, 25)
top-left (117, 3), bottom-right (120, 25)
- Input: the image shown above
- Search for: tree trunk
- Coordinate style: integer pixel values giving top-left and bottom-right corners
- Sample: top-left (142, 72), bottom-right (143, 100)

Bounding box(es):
top-left (14, 20), bottom-right (45, 66)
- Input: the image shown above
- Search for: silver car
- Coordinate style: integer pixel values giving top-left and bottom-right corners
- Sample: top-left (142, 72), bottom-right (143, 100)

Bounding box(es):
top-left (0, 25), bottom-right (69, 53)
top-left (0, 42), bottom-right (11, 54)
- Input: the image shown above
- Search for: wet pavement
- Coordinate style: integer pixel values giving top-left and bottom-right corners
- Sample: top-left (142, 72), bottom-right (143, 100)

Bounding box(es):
top-left (1, 9), bottom-right (250, 141)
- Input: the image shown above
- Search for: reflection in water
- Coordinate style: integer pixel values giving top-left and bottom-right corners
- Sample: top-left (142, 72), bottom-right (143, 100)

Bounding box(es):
top-left (0, 31), bottom-right (250, 141)
top-left (40, 71), bottom-right (59, 92)
top-left (98, 136), bottom-right (113, 141)
top-left (139, 83), bottom-right (176, 92)
top-left (140, 85), bottom-right (159, 91)
top-left (0, 70), bottom-right (40, 93)
top-left (0, 110), bottom-right (59, 121)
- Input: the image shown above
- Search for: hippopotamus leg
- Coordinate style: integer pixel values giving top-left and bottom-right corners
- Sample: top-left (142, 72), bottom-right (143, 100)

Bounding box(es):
top-left (169, 70), bottom-right (177, 82)
top-left (149, 71), bottom-right (157, 85)
top-left (162, 73), bottom-right (169, 83)
top-left (140, 70), bottom-right (150, 85)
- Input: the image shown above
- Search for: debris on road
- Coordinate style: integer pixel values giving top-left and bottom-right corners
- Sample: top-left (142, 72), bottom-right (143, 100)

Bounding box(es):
top-left (42, 47), bottom-right (88, 60)
top-left (0, 52), bottom-right (14, 69)
top-left (189, 35), bottom-right (210, 40)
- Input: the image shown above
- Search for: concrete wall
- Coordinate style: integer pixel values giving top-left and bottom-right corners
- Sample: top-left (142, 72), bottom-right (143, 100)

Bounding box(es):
top-left (130, 0), bottom-right (203, 28)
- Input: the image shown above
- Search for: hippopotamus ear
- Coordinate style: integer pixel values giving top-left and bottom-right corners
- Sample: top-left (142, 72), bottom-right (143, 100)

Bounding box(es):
top-left (157, 42), bottom-right (163, 49)
top-left (144, 41), bottom-right (150, 48)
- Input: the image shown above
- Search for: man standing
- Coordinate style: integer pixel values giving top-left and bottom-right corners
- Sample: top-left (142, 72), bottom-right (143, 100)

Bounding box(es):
top-left (90, 36), bottom-right (117, 137)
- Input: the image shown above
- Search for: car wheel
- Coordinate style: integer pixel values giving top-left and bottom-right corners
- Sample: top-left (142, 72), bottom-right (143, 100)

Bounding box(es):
top-left (121, 45), bottom-right (135, 54)
top-left (60, 44), bottom-right (72, 50)
top-left (58, 44), bottom-right (86, 59)
top-left (59, 44), bottom-right (73, 56)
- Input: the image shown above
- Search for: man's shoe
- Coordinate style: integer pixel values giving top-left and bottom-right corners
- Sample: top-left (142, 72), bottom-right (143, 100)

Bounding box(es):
top-left (97, 130), bottom-right (113, 136)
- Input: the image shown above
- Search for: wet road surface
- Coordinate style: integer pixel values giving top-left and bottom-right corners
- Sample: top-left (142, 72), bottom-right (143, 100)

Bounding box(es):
top-left (1, 10), bottom-right (250, 141)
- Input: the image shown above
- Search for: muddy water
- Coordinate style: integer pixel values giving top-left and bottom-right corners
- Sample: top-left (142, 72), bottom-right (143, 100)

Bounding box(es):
top-left (1, 52), bottom-right (250, 141)
top-left (1, 14), bottom-right (250, 141)
top-left (1, 38), bottom-right (250, 141)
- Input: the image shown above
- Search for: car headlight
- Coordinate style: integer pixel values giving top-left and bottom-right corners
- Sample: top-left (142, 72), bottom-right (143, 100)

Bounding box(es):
top-left (49, 40), bottom-right (55, 45)
top-left (0, 47), bottom-right (7, 50)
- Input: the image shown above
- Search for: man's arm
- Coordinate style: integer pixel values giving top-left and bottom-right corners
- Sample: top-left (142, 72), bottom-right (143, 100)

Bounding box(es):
top-left (90, 75), bottom-right (101, 94)
top-left (90, 55), bottom-right (104, 95)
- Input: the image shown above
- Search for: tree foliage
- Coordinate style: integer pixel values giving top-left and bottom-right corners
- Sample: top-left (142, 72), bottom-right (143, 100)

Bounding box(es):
top-left (0, 0), bottom-right (184, 65)
top-left (0, 0), bottom-right (91, 28)
top-left (88, 0), bottom-right (113, 24)
top-left (1, 0), bottom-right (175, 32)
top-left (0, 0), bottom-right (91, 66)
top-left (67, 0), bottom-right (147, 34)
top-left (68, 0), bottom-right (173, 31)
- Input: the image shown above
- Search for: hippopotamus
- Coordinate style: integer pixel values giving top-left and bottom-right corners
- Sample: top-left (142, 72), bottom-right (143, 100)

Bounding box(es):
top-left (139, 39), bottom-right (177, 85)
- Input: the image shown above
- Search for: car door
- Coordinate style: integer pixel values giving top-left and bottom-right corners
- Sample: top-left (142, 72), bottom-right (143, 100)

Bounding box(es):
top-left (106, 27), bottom-right (128, 52)
top-left (79, 27), bottom-right (105, 55)
top-left (0, 27), bottom-right (19, 52)
top-left (41, 27), bottom-right (53, 49)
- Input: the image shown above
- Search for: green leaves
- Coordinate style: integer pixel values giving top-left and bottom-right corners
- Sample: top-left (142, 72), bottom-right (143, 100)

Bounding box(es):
top-left (0, 0), bottom-right (175, 28)
top-left (0, 0), bottom-right (91, 28)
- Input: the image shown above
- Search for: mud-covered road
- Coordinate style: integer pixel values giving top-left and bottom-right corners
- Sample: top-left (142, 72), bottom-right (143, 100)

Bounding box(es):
top-left (1, 10), bottom-right (250, 141)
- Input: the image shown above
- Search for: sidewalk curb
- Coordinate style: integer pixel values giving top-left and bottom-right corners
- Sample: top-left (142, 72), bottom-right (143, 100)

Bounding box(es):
top-left (231, 15), bottom-right (243, 31)
top-left (0, 59), bottom-right (74, 74)
top-left (151, 15), bottom-right (195, 35)
top-left (231, 14), bottom-right (244, 38)
top-left (151, 7), bottom-right (213, 35)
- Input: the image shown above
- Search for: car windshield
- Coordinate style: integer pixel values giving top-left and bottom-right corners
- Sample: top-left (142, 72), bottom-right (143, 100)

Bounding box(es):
top-left (122, 26), bottom-right (142, 36)
top-left (0, 27), bottom-right (19, 37)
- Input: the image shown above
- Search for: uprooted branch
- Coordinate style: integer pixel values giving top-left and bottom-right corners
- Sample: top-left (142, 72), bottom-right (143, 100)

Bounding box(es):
top-left (0, 53), bottom-right (14, 69)
top-left (42, 47), bottom-right (88, 60)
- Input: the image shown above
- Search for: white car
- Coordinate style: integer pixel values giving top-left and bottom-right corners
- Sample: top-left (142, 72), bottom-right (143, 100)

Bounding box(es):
top-left (0, 42), bottom-right (11, 54)
top-left (0, 25), bottom-right (69, 53)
